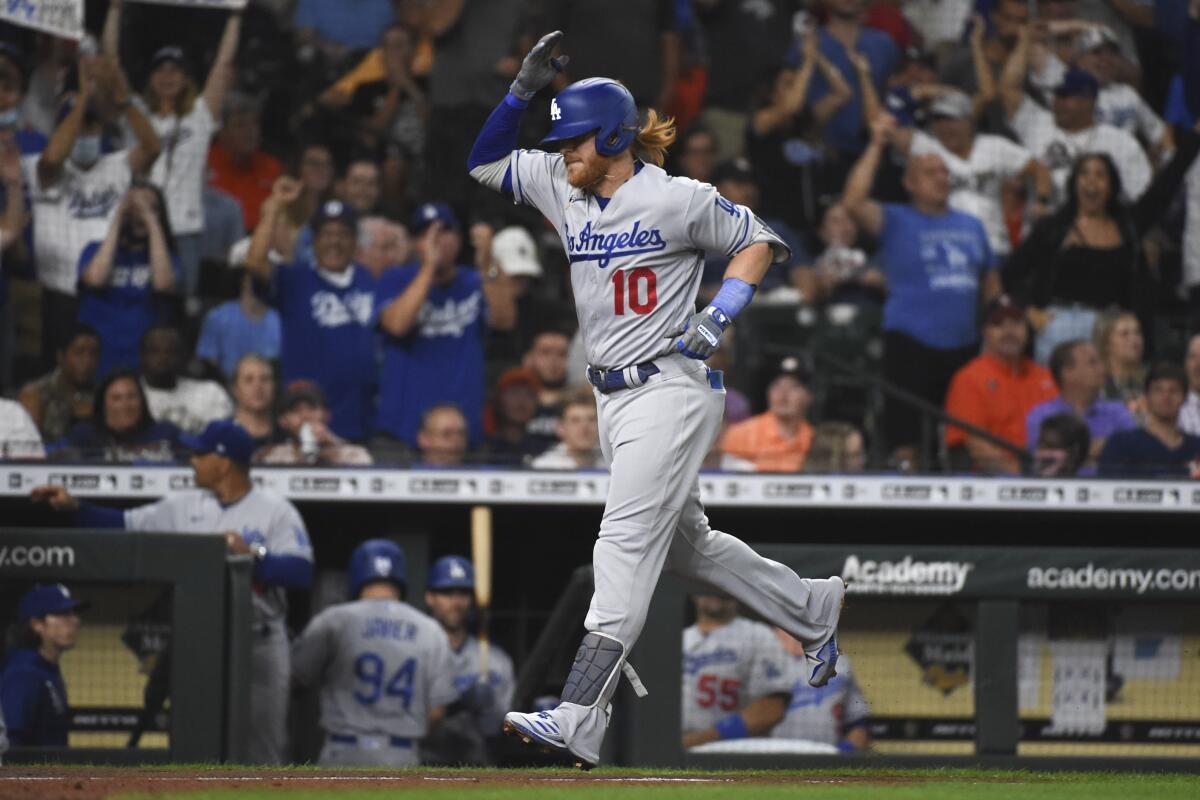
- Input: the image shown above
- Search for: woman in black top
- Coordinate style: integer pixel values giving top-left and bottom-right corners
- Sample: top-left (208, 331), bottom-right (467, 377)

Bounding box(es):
top-left (1002, 126), bottom-right (1200, 362)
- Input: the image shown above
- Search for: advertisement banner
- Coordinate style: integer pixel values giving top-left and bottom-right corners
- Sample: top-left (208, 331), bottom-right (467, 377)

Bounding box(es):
top-left (757, 545), bottom-right (1200, 599)
top-left (0, 0), bottom-right (84, 40)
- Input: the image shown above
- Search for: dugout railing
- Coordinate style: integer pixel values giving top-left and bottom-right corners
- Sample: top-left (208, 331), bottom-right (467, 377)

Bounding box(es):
top-left (0, 530), bottom-right (253, 764)
top-left (619, 544), bottom-right (1200, 772)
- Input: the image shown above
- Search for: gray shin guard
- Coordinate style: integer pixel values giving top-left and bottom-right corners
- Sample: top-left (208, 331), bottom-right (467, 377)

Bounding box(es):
top-left (561, 632), bottom-right (648, 722)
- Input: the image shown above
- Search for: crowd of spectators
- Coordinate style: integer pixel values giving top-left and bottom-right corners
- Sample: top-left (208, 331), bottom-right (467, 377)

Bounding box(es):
top-left (0, 0), bottom-right (1198, 479)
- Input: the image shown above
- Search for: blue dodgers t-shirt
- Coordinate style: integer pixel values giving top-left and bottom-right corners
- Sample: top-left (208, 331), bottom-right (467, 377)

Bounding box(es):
top-left (266, 263), bottom-right (377, 441)
top-left (195, 300), bottom-right (282, 379)
top-left (375, 264), bottom-right (486, 447)
top-left (76, 241), bottom-right (176, 377)
top-left (878, 204), bottom-right (995, 350)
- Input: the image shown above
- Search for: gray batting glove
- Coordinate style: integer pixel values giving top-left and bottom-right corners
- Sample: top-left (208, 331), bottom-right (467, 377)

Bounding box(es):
top-left (509, 31), bottom-right (569, 101)
top-left (671, 306), bottom-right (732, 360)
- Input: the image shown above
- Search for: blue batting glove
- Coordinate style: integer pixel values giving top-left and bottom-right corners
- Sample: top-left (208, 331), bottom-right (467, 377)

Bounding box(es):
top-left (671, 306), bottom-right (731, 360)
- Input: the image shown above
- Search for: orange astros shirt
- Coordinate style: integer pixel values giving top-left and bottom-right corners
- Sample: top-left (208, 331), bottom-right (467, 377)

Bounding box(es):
top-left (720, 412), bottom-right (814, 473)
top-left (208, 143), bottom-right (283, 231)
top-left (944, 353), bottom-right (1058, 448)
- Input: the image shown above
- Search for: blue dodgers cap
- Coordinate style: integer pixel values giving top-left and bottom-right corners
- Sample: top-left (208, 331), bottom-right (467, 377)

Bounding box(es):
top-left (20, 584), bottom-right (88, 624)
top-left (311, 199), bottom-right (358, 234)
top-left (179, 420), bottom-right (254, 465)
top-left (427, 555), bottom-right (475, 591)
top-left (1055, 68), bottom-right (1100, 99)
top-left (410, 202), bottom-right (460, 233)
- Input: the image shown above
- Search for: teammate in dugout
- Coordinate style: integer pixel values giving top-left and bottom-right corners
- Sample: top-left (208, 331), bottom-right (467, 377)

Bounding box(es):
top-left (291, 540), bottom-right (458, 767)
top-left (419, 556), bottom-right (515, 765)
top-left (29, 420), bottom-right (313, 764)
top-left (772, 631), bottom-right (870, 752)
top-left (681, 595), bottom-right (795, 748)
top-left (468, 32), bottom-right (845, 768)
top-left (0, 584), bottom-right (87, 748)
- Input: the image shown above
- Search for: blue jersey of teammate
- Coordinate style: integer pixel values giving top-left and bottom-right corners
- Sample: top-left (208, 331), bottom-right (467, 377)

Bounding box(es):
top-left (375, 264), bottom-right (486, 446)
top-left (263, 261), bottom-right (377, 441)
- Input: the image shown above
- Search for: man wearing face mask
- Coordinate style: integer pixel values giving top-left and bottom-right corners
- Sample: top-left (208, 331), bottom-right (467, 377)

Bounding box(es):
top-left (28, 55), bottom-right (160, 369)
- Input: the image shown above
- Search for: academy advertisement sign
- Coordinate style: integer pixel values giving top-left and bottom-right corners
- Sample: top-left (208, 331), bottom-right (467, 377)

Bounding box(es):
top-left (841, 554), bottom-right (974, 595)
top-left (758, 545), bottom-right (1200, 599)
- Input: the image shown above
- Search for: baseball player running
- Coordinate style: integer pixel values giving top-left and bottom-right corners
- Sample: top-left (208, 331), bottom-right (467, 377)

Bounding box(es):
top-left (291, 540), bottom-right (458, 766)
top-left (30, 420), bottom-right (313, 764)
top-left (681, 595), bottom-right (795, 748)
top-left (420, 556), bottom-right (515, 765)
top-left (467, 31), bottom-right (845, 768)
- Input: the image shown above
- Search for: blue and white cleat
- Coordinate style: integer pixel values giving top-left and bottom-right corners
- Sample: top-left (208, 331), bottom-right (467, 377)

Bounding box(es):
top-left (503, 710), bottom-right (595, 770)
top-left (806, 576), bottom-right (845, 688)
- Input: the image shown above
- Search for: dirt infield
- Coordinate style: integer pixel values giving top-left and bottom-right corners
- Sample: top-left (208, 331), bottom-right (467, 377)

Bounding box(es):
top-left (0, 767), bottom-right (953, 799)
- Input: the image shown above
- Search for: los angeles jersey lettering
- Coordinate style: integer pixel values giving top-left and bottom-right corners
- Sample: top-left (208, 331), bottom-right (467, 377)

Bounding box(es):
top-left (505, 150), bottom-right (789, 370)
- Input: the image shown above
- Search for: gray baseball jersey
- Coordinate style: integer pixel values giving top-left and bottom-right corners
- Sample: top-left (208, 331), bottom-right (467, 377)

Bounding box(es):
top-left (681, 617), bottom-right (796, 734)
top-left (124, 487), bottom-right (312, 623)
top-left (292, 599), bottom-right (459, 740)
top-left (771, 654), bottom-right (869, 745)
top-left (498, 152), bottom-right (788, 369)
top-left (449, 636), bottom-right (516, 735)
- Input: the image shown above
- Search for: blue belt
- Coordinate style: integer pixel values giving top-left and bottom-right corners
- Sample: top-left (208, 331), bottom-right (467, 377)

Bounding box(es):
top-left (329, 733), bottom-right (413, 749)
top-left (586, 361), bottom-right (660, 394)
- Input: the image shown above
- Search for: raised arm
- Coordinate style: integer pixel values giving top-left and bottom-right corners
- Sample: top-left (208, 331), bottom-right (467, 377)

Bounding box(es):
top-left (842, 115), bottom-right (891, 238)
top-left (245, 176), bottom-right (302, 284)
top-left (38, 59), bottom-right (93, 188)
top-left (471, 222), bottom-right (517, 331)
top-left (999, 24), bottom-right (1033, 122)
top-left (752, 34), bottom-right (818, 135)
top-left (848, 50), bottom-right (881, 131)
top-left (969, 14), bottom-right (997, 117)
top-left (136, 190), bottom-right (176, 293)
top-left (811, 53), bottom-right (853, 126)
top-left (378, 222), bottom-right (441, 337)
top-left (79, 195), bottom-right (128, 289)
top-left (101, 0), bottom-right (122, 56)
top-left (467, 31), bottom-right (568, 190)
top-left (94, 56), bottom-right (161, 175)
top-left (0, 146), bottom-right (27, 248)
top-left (203, 9), bottom-right (242, 118)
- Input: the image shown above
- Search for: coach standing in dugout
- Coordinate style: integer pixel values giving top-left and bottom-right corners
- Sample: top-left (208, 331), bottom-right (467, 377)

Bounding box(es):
top-left (29, 420), bottom-right (314, 764)
top-left (420, 556), bottom-right (515, 765)
top-left (1, 584), bottom-right (87, 748)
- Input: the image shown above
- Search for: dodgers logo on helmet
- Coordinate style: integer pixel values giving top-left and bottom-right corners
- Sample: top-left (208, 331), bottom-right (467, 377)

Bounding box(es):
top-left (539, 78), bottom-right (638, 157)
top-left (348, 539), bottom-right (407, 598)
top-left (428, 555), bottom-right (475, 590)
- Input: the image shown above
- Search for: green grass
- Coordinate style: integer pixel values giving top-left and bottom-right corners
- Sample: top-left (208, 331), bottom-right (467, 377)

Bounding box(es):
top-left (92, 767), bottom-right (1200, 800)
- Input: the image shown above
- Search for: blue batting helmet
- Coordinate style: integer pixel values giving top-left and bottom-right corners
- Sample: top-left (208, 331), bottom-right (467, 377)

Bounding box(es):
top-left (427, 555), bottom-right (475, 591)
top-left (348, 539), bottom-right (407, 598)
top-left (539, 78), bottom-right (639, 157)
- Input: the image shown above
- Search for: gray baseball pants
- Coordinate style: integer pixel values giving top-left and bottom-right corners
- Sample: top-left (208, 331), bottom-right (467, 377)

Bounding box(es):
top-left (558, 353), bottom-right (844, 762)
top-left (247, 617), bottom-right (289, 765)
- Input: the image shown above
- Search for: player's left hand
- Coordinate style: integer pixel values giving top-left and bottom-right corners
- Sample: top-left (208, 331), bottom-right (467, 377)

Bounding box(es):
top-left (510, 31), bottom-right (569, 101)
top-left (670, 306), bottom-right (731, 360)
top-left (458, 681), bottom-right (496, 715)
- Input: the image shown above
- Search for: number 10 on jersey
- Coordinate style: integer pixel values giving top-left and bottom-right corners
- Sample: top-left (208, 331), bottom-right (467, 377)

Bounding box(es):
top-left (612, 268), bottom-right (657, 315)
